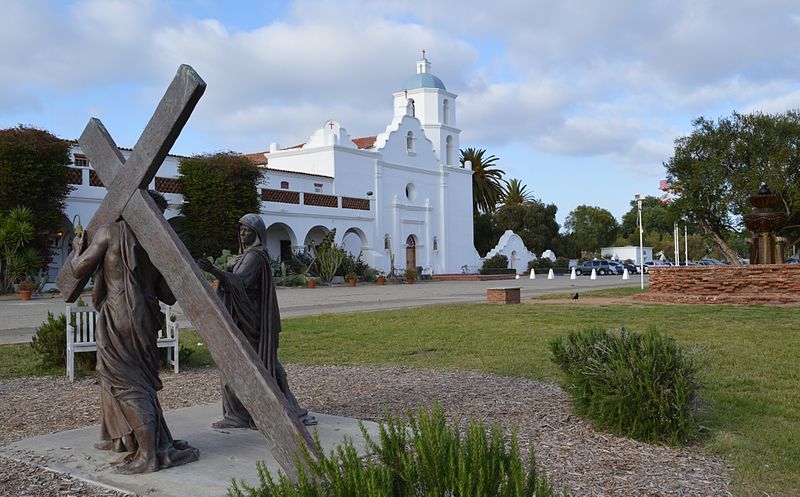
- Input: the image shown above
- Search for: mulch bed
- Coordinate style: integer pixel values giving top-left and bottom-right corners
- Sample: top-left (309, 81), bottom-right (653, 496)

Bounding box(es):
top-left (0, 365), bottom-right (730, 496)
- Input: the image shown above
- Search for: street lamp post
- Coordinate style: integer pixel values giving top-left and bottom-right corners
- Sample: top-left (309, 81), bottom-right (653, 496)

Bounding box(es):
top-left (635, 193), bottom-right (644, 289)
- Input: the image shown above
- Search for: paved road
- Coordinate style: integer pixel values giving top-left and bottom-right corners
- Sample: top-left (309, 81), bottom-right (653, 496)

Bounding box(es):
top-left (0, 275), bottom-right (645, 344)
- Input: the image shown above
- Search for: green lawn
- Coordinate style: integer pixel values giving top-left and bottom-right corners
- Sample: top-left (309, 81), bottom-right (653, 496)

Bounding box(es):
top-left (2, 300), bottom-right (798, 496)
top-left (277, 303), bottom-right (799, 497)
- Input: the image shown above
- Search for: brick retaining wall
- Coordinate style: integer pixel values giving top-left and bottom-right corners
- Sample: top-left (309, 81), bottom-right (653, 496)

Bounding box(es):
top-left (637, 265), bottom-right (800, 305)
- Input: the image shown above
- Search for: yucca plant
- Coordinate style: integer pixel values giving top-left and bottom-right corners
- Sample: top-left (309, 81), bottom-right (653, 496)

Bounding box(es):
top-left (550, 326), bottom-right (701, 444)
top-left (0, 206), bottom-right (41, 293)
top-left (229, 404), bottom-right (565, 497)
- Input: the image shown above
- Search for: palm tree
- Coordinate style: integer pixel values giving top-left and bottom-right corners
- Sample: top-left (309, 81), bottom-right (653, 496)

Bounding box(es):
top-left (460, 147), bottom-right (505, 216)
top-left (501, 178), bottom-right (532, 207)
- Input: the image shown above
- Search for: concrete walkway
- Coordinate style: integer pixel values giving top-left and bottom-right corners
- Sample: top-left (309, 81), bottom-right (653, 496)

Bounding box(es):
top-left (1, 403), bottom-right (378, 497)
top-left (0, 275), bottom-right (645, 344)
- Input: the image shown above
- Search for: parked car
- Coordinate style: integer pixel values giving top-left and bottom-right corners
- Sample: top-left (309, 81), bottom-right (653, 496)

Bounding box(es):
top-left (621, 262), bottom-right (639, 274)
top-left (574, 260), bottom-right (620, 276)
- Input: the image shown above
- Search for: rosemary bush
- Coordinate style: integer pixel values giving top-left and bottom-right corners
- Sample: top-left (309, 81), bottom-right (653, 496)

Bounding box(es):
top-left (550, 326), bottom-right (700, 444)
top-left (230, 404), bottom-right (565, 497)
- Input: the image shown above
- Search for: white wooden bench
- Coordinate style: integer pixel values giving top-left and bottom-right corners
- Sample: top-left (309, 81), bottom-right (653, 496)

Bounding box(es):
top-left (66, 302), bottom-right (180, 382)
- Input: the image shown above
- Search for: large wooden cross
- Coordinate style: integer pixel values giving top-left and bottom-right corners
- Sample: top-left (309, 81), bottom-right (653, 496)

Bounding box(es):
top-left (56, 65), bottom-right (316, 478)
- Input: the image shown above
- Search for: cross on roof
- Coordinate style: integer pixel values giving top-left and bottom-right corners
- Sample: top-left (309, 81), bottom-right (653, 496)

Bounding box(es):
top-left (422, 49), bottom-right (426, 59)
top-left (56, 65), bottom-right (316, 479)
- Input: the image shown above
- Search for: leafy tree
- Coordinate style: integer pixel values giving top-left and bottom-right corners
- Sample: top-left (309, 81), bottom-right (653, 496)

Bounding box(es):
top-left (501, 178), bottom-right (533, 207)
top-left (665, 111), bottom-right (800, 263)
top-left (564, 205), bottom-right (619, 255)
top-left (473, 211), bottom-right (503, 257)
top-left (460, 148), bottom-right (505, 216)
top-left (494, 199), bottom-right (562, 255)
top-left (0, 126), bottom-right (72, 258)
top-left (619, 196), bottom-right (677, 240)
top-left (179, 152), bottom-right (261, 258)
top-left (0, 206), bottom-right (42, 292)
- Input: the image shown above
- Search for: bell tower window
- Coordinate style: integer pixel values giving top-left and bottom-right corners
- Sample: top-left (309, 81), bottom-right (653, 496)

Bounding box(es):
top-left (446, 135), bottom-right (454, 165)
top-left (407, 99), bottom-right (415, 117)
top-left (443, 99), bottom-right (450, 124)
top-left (406, 131), bottom-right (415, 153)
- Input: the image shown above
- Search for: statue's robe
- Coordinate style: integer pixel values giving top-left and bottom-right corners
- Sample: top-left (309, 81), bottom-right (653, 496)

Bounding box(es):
top-left (216, 246), bottom-right (309, 427)
top-left (93, 221), bottom-right (181, 466)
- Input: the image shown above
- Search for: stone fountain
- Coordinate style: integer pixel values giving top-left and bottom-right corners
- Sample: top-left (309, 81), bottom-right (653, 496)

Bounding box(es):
top-left (744, 183), bottom-right (787, 264)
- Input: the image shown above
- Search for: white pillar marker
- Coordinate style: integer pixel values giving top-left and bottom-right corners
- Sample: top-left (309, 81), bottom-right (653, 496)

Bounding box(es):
top-left (590, 268), bottom-right (597, 280)
top-left (515, 274), bottom-right (520, 280)
top-left (529, 270), bottom-right (536, 279)
top-left (570, 267), bottom-right (576, 280)
top-left (622, 268), bottom-right (629, 280)
top-left (547, 268), bottom-right (555, 280)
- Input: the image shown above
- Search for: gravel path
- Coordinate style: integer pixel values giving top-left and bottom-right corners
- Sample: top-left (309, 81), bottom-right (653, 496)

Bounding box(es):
top-left (0, 366), bottom-right (731, 496)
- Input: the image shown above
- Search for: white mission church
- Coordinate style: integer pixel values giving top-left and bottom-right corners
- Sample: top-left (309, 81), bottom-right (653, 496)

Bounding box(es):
top-left (47, 57), bottom-right (484, 285)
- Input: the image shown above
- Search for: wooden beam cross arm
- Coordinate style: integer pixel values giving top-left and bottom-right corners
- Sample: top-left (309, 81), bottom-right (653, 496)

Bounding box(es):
top-left (55, 64), bottom-right (316, 479)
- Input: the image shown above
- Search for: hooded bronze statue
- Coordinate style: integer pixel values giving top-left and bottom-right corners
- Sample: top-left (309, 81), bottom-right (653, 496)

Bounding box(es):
top-left (199, 214), bottom-right (314, 428)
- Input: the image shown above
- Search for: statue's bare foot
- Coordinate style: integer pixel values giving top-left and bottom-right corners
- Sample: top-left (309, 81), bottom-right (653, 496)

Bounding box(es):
top-left (116, 454), bottom-right (158, 474)
top-left (162, 446), bottom-right (200, 469)
top-left (212, 418), bottom-right (248, 429)
top-left (172, 439), bottom-right (191, 450)
top-left (94, 440), bottom-right (115, 451)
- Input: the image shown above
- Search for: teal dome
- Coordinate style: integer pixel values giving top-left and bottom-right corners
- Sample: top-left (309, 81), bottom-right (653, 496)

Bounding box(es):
top-left (403, 73), bottom-right (446, 90)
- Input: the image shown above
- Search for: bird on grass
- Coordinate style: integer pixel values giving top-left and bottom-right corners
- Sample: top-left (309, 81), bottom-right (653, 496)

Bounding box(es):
top-left (572, 292), bottom-right (579, 300)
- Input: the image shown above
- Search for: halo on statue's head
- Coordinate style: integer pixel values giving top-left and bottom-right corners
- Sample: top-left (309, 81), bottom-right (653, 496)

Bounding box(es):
top-left (238, 213), bottom-right (267, 251)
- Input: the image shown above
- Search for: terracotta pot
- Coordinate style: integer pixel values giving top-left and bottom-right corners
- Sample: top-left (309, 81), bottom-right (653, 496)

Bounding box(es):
top-left (406, 277), bottom-right (415, 284)
top-left (348, 278), bottom-right (357, 287)
top-left (307, 279), bottom-right (317, 288)
top-left (376, 277), bottom-right (386, 285)
top-left (19, 289), bottom-right (32, 301)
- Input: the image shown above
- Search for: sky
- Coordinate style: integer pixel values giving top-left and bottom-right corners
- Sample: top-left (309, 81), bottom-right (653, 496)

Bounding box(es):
top-left (3, 0), bottom-right (800, 225)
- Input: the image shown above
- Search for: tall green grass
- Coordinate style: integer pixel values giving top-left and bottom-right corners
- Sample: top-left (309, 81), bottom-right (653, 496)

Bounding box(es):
top-left (550, 326), bottom-right (700, 444)
top-left (230, 404), bottom-right (564, 497)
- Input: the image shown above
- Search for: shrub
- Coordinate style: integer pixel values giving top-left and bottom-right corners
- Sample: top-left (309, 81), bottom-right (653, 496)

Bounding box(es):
top-left (230, 404), bottom-right (565, 497)
top-left (550, 326), bottom-right (700, 444)
top-left (480, 254), bottom-right (514, 275)
top-left (178, 152), bottom-right (261, 258)
top-left (30, 310), bottom-right (96, 372)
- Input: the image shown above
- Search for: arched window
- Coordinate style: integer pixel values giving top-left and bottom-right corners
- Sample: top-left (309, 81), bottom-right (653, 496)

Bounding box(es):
top-left (443, 99), bottom-right (450, 124)
top-left (280, 181), bottom-right (289, 189)
top-left (384, 234), bottom-right (391, 250)
top-left (406, 131), bottom-right (414, 153)
top-left (433, 236), bottom-right (438, 251)
top-left (407, 99), bottom-right (415, 117)
top-left (445, 135), bottom-right (454, 165)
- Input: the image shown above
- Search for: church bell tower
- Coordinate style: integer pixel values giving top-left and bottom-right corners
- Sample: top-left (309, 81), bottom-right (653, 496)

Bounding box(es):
top-left (392, 53), bottom-right (461, 166)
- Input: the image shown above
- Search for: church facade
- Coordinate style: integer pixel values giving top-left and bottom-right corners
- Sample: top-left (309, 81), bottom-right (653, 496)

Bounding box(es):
top-left (47, 57), bottom-right (479, 284)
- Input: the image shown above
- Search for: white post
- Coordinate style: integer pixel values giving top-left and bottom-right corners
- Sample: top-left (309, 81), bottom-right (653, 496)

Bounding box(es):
top-left (547, 268), bottom-right (555, 280)
top-left (674, 222), bottom-right (679, 265)
top-left (684, 224), bottom-right (689, 263)
top-left (636, 194), bottom-right (644, 289)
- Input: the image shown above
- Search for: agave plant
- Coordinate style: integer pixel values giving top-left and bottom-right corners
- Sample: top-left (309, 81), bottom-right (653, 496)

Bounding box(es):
top-left (0, 206), bottom-right (42, 292)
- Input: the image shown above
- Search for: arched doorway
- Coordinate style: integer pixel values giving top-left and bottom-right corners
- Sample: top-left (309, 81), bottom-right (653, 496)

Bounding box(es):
top-left (405, 235), bottom-right (417, 271)
top-left (304, 225), bottom-right (330, 253)
top-left (342, 227), bottom-right (367, 257)
top-left (511, 250), bottom-right (519, 272)
top-left (266, 222), bottom-right (298, 262)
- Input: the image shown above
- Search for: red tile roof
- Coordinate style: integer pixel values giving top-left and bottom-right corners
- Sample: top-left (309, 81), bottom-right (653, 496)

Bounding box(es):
top-left (244, 152), bottom-right (268, 165)
top-left (352, 136), bottom-right (377, 149)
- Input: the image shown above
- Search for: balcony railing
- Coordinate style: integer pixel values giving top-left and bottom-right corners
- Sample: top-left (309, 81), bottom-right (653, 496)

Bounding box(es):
top-left (261, 189), bottom-right (371, 211)
top-left (64, 166), bottom-right (180, 194)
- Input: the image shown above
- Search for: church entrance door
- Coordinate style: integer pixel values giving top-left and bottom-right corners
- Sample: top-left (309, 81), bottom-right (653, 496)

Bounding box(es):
top-left (406, 235), bottom-right (417, 271)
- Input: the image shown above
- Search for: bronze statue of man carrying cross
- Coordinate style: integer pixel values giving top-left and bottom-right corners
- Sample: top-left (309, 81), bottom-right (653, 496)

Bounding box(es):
top-left (57, 65), bottom-right (316, 477)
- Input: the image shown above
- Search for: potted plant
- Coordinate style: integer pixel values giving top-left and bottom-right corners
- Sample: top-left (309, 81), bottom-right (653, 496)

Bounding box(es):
top-left (376, 272), bottom-right (386, 285)
top-left (306, 276), bottom-right (318, 289)
top-left (404, 267), bottom-right (417, 284)
top-left (346, 272), bottom-right (357, 286)
top-left (18, 280), bottom-right (37, 301)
